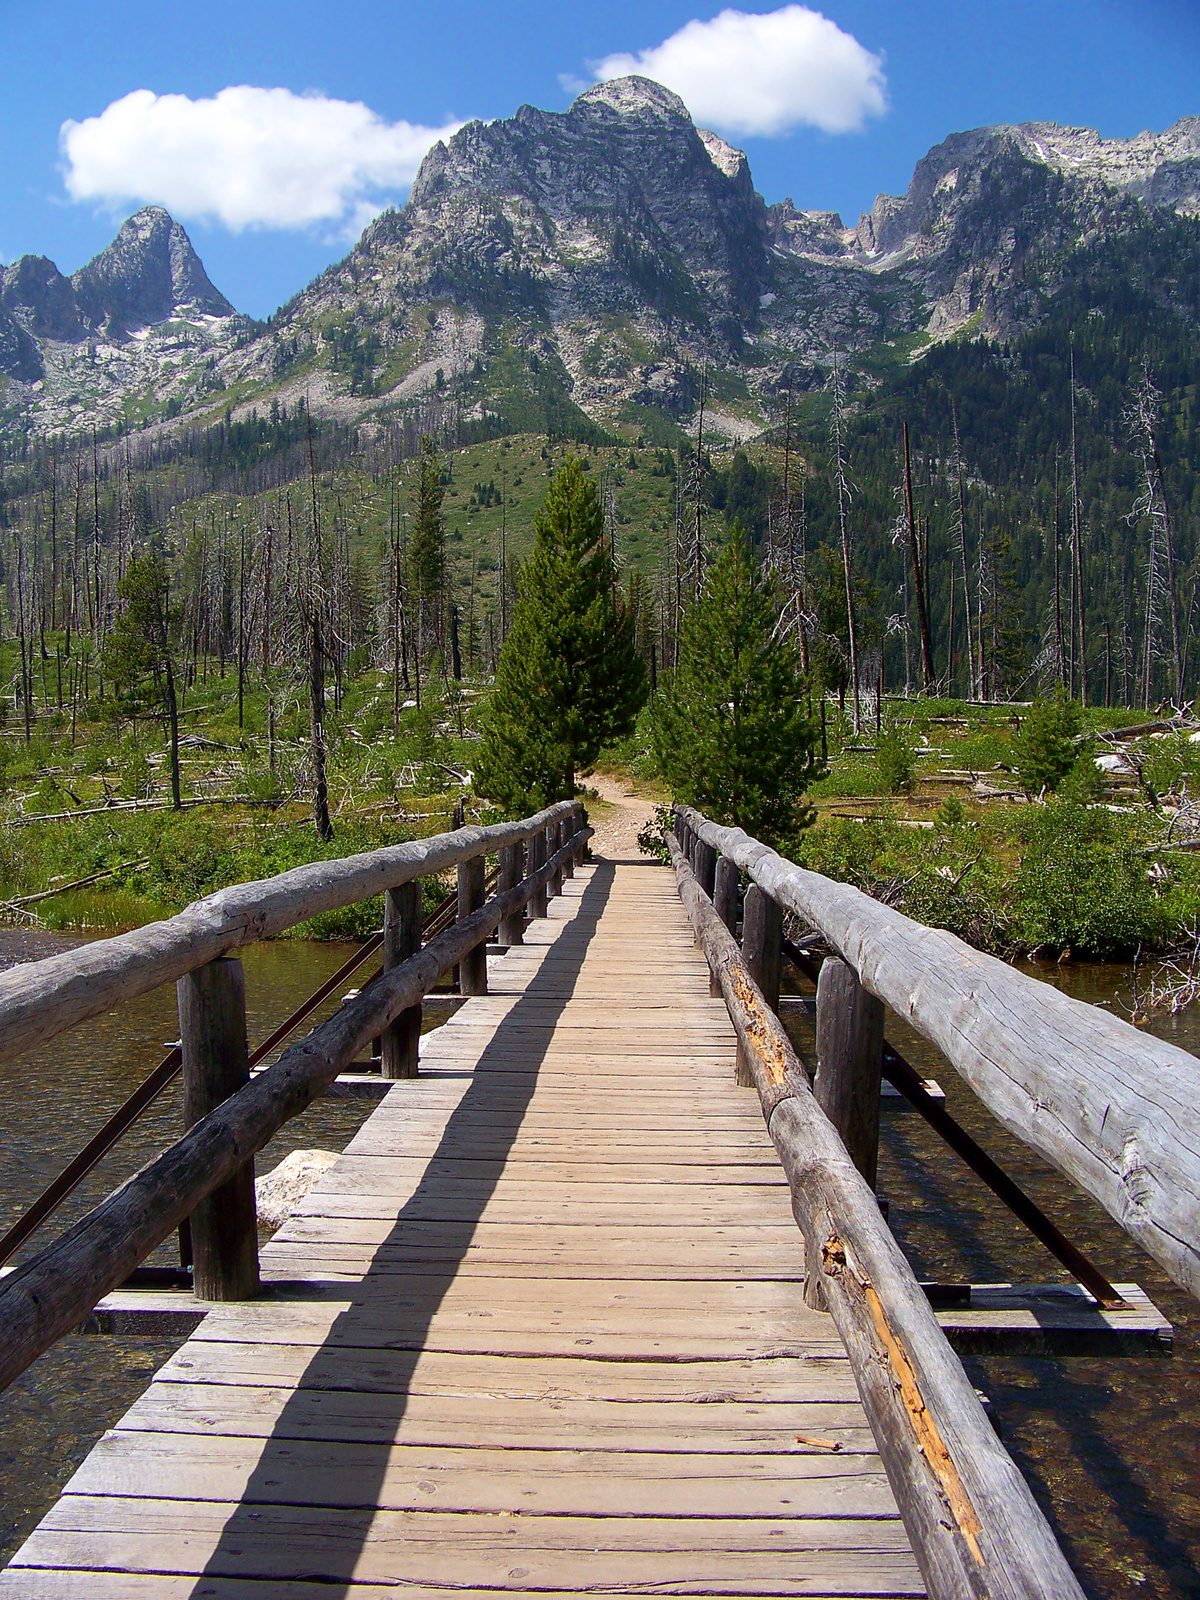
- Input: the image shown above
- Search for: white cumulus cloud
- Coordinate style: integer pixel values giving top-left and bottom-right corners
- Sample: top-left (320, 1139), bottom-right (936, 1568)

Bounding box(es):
top-left (60, 86), bottom-right (465, 233)
top-left (591, 6), bottom-right (887, 138)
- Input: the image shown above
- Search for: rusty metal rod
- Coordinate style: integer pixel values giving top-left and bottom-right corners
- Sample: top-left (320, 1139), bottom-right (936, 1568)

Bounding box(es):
top-left (780, 937), bottom-right (1125, 1309)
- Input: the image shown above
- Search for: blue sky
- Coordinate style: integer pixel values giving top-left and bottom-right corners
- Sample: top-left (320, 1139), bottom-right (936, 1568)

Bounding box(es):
top-left (1, 0), bottom-right (1197, 320)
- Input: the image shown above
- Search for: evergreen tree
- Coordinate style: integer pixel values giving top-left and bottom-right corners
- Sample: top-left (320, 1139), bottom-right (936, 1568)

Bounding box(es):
top-left (1013, 693), bottom-right (1087, 796)
top-left (653, 524), bottom-right (820, 844)
top-left (102, 553), bottom-right (183, 810)
top-left (475, 456), bottom-right (648, 812)
top-left (409, 437), bottom-right (446, 655)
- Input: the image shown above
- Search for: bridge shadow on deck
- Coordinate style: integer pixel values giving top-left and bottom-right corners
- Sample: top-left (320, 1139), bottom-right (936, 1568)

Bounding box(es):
top-left (190, 863), bottom-right (615, 1597)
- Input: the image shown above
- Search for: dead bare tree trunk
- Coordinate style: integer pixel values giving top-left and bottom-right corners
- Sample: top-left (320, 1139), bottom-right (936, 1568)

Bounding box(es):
top-left (903, 422), bottom-right (936, 694)
top-left (830, 350), bottom-right (861, 733)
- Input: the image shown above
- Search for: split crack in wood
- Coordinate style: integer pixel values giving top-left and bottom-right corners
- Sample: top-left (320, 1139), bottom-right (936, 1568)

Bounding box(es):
top-left (822, 1228), bottom-right (985, 1566)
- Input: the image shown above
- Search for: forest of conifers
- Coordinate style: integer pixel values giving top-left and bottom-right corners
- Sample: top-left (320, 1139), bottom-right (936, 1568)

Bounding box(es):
top-left (1, 205), bottom-right (1199, 724)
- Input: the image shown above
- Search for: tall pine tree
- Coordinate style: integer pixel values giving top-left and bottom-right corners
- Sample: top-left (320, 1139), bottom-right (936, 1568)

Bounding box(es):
top-left (409, 437), bottom-right (446, 657)
top-left (653, 524), bottom-right (820, 844)
top-left (476, 457), bottom-right (647, 812)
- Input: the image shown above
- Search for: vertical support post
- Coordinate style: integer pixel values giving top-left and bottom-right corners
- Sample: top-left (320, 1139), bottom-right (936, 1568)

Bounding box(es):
top-left (804, 956), bottom-right (885, 1310)
top-left (458, 854), bottom-right (488, 995)
top-left (381, 881), bottom-right (421, 1078)
top-left (736, 886), bottom-right (782, 1087)
top-left (814, 957), bottom-right (885, 1184)
top-left (561, 813), bottom-right (576, 880)
top-left (498, 841), bottom-right (525, 945)
top-left (549, 820), bottom-right (564, 898)
top-left (711, 855), bottom-right (739, 996)
top-left (530, 828), bottom-right (548, 918)
top-left (177, 958), bottom-right (259, 1301)
top-left (695, 838), bottom-right (717, 900)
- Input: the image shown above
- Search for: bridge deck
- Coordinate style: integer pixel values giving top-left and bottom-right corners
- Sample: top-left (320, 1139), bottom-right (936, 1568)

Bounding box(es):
top-left (1, 861), bottom-right (923, 1598)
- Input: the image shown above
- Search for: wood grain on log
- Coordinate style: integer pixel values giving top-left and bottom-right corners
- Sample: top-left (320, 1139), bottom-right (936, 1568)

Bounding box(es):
top-left (736, 886), bottom-right (781, 1088)
top-left (0, 802), bottom-right (580, 1063)
top-left (457, 857), bottom-right (488, 997)
top-left (177, 959), bottom-right (259, 1301)
top-left (681, 806), bottom-right (1200, 1306)
top-left (381, 882), bottom-right (421, 1079)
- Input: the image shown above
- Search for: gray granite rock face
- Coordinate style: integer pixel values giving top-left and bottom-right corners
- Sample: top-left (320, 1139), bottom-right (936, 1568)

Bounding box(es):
top-left (4, 88), bottom-right (1199, 439)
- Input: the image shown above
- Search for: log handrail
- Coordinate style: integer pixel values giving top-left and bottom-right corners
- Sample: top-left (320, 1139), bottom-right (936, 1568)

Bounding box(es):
top-left (0, 800), bottom-right (579, 1064)
top-left (668, 829), bottom-right (1086, 1600)
top-left (0, 817), bottom-right (590, 1395)
top-left (679, 805), bottom-right (1200, 1305)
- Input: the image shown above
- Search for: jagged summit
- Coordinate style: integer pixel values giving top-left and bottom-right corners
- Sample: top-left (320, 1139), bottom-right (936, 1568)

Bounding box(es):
top-left (71, 206), bottom-right (235, 334)
top-left (5, 94), bottom-right (1200, 443)
top-left (0, 207), bottom-right (237, 422)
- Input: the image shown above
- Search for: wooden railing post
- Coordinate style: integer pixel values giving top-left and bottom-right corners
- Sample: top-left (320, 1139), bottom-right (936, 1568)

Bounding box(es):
top-left (695, 838), bottom-right (717, 899)
top-left (814, 956), bottom-right (885, 1185)
top-left (805, 955), bottom-right (885, 1310)
top-left (177, 957), bottom-right (259, 1301)
top-left (498, 842), bottom-right (525, 945)
top-left (561, 813), bottom-right (576, 879)
top-left (549, 820), bottom-right (564, 898)
top-left (458, 854), bottom-right (488, 996)
top-left (381, 881), bottom-right (421, 1078)
top-left (711, 855), bottom-right (739, 996)
top-left (736, 885), bottom-right (781, 1087)
top-left (529, 828), bottom-right (548, 917)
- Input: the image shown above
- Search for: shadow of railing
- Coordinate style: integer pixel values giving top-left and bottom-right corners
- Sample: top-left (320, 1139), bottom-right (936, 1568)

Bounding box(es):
top-left (190, 864), bottom-right (614, 1593)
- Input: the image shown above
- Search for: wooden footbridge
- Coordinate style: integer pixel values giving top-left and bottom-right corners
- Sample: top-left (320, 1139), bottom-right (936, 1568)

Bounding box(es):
top-left (0, 800), bottom-right (1194, 1598)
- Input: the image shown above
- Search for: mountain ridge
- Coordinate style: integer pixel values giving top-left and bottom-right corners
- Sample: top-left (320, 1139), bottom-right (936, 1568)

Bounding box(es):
top-left (2, 85), bottom-right (1199, 443)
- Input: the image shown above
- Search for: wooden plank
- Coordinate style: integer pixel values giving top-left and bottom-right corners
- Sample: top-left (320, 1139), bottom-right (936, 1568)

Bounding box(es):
top-left (0, 1579), bottom-right (918, 1600)
top-left (64, 1433), bottom-right (899, 1517)
top-left (8, 1503), bottom-right (923, 1590)
top-left (3, 862), bottom-right (920, 1600)
top-left (936, 1282), bottom-right (1173, 1356)
top-left (114, 1383), bottom-right (876, 1449)
top-left (154, 1346), bottom-right (856, 1401)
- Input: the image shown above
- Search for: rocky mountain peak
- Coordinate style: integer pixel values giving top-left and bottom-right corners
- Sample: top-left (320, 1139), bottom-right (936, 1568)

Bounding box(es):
top-left (71, 206), bottom-right (234, 335)
top-left (698, 129), bottom-right (749, 182)
top-left (1, 254), bottom-right (81, 342)
top-left (573, 76), bottom-right (693, 126)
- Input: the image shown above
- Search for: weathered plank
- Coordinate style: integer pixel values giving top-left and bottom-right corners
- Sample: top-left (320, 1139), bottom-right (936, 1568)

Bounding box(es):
top-left (1, 863), bottom-right (923, 1600)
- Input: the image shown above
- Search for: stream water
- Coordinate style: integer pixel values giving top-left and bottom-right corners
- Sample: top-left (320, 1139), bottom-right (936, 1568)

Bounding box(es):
top-left (0, 937), bottom-right (1196, 1596)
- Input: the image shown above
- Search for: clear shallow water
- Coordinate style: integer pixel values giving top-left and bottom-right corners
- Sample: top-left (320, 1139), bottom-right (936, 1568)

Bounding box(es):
top-left (0, 942), bottom-right (1197, 1596)
top-left (0, 936), bottom-right (378, 1564)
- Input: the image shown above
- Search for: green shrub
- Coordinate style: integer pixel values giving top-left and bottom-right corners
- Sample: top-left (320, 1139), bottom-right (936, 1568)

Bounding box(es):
top-left (146, 816), bottom-right (234, 906)
top-left (936, 793), bottom-right (965, 828)
top-left (877, 728), bottom-right (917, 795)
top-left (1012, 802), bottom-right (1165, 956)
top-left (1013, 696), bottom-right (1087, 796)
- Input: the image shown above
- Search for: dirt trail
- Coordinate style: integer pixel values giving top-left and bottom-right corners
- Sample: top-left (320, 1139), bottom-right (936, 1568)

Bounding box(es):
top-left (584, 772), bottom-right (660, 860)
